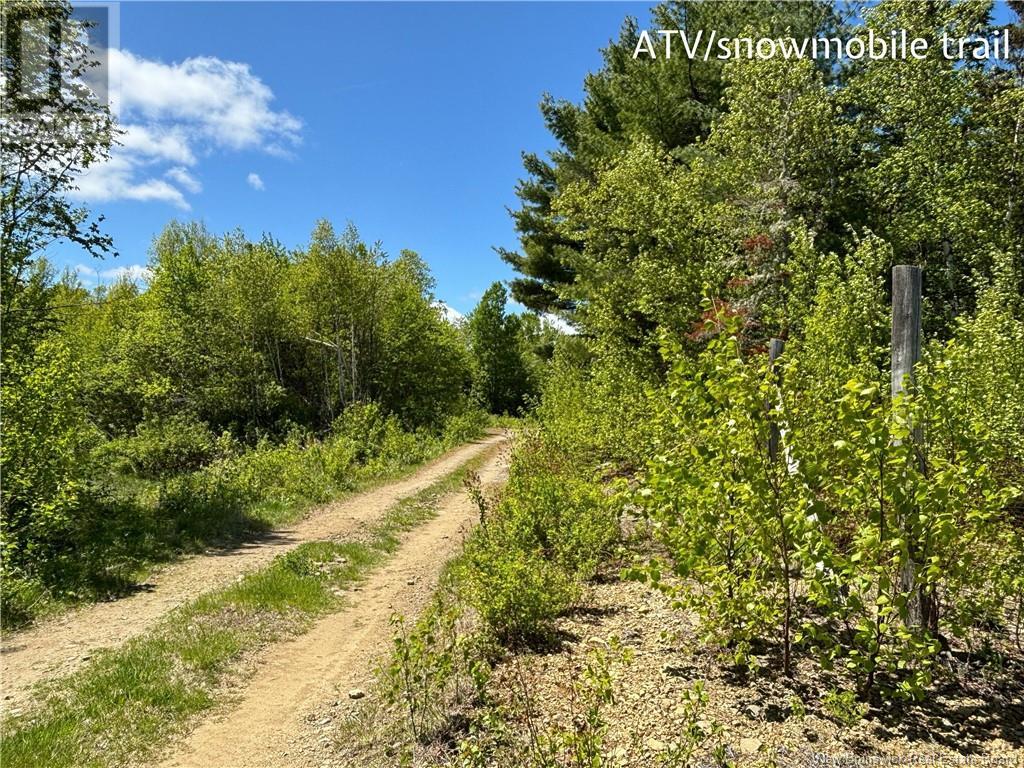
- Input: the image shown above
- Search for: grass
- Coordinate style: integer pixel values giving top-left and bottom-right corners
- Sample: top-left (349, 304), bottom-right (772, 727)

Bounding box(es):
top-left (0, 450), bottom-right (492, 768)
top-left (4, 431), bottom-right (485, 629)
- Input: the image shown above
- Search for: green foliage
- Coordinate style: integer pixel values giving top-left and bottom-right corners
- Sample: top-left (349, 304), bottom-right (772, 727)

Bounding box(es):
top-left (104, 414), bottom-right (218, 479)
top-left (506, 1), bottom-right (1020, 350)
top-left (441, 409), bottom-right (491, 448)
top-left (453, 640), bottom-right (638, 768)
top-left (1, 0), bottom-right (118, 360)
top-left (641, 286), bottom-right (1021, 698)
top-left (537, 339), bottom-right (655, 472)
top-left (379, 593), bottom-right (492, 745)
top-left (0, 213), bottom-right (496, 624)
top-left (642, 308), bottom-right (806, 674)
top-left (821, 689), bottom-right (868, 727)
top-left (458, 432), bottom-right (619, 644)
top-left (656, 682), bottom-right (728, 768)
top-left (467, 283), bottom-right (534, 415)
top-left (0, 339), bottom-right (96, 619)
top-left (460, 532), bottom-right (578, 646)
top-left (0, 405), bottom-right (481, 626)
top-left (506, 0), bottom-right (1024, 704)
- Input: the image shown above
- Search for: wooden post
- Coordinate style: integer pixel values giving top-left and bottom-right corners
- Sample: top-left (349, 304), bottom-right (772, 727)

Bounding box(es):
top-left (891, 265), bottom-right (922, 401)
top-left (768, 338), bottom-right (785, 464)
top-left (891, 265), bottom-right (930, 629)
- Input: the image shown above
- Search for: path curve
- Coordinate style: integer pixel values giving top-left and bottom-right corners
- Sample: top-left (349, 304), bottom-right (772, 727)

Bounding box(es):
top-left (159, 446), bottom-right (509, 768)
top-left (1, 432), bottom-right (508, 709)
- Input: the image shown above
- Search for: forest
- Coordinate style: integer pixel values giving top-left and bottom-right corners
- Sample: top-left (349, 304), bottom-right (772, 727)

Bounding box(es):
top-left (2, 0), bottom-right (1024, 766)
top-left (1, 212), bottom-right (549, 623)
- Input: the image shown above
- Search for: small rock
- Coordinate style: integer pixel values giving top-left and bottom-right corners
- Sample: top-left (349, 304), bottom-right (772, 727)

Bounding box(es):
top-left (646, 738), bottom-right (666, 751)
top-left (743, 703), bottom-right (762, 720)
top-left (317, 716), bottom-right (332, 726)
top-left (406, 578), bottom-right (416, 586)
top-left (739, 737), bottom-right (762, 754)
top-left (348, 688), bottom-right (365, 700)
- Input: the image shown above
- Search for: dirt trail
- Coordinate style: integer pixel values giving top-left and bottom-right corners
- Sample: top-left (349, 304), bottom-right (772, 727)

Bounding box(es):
top-left (159, 445), bottom-right (508, 768)
top-left (0, 433), bottom-right (507, 710)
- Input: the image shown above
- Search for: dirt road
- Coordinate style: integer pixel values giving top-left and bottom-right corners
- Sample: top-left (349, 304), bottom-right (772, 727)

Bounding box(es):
top-left (159, 441), bottom-right (508, 768)
top-left (0, 433), bottom-right (507, 710)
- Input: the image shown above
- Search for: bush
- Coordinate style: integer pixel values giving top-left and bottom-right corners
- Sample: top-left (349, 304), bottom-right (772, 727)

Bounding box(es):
top-left (640, 284), bottom-right (1023, 698)
top-left (459, 529), bottom-right (578, 645)
top-left (500, 433), bottom-right (619, 580)
top-left (331, 402), bottom-right (389, 462)
top-left (457, 432), bottom-right (618, 644)
top-left (105, 414), bottom-right (217, 479)
top-left (441, 408), bottom-right (489, 448)
top-left (1, 339), bottom-right (97, 620)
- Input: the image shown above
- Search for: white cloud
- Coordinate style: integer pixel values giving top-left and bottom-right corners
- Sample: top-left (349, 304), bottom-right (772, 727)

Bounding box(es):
top-left (75, 263), bottom-right (152, 285)
top-left (119, 124), bottom-right (195, 165)
top-left (541, 313), bottom-right (577, 335)
top-left (71, 48), bottom-right (300, 208)
top-left (246, 172), bottom-right (264, 191)
top-left (433, 301), bottom-right (464, 325)
top-left (74, 154), bottom-right (189, 209)
top-left (112, 50), bottom-right (301, 150)
top-left (166, 166), bottom-right (202, 194)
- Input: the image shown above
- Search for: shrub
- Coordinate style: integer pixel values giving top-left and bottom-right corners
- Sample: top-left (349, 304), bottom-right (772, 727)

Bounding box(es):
top-left (500, 433), bottom-right (619, 580)
top-left (1, 340), bottom-right (96, 621)
top-left (331, 402), bottom-right (389, 462)
top-left (441, 408), bottom-right (490, 448)
top-left (822, 689), bottom-right (868, 727)
top-left (459, 530), bottom-right (578, 645)
top-left (378, 591), bottom-right (492, 745)
top-left (456, 432), bottom-right (617, 644)
top-left (641, 287), bottom-right (1022, 698)
top-left (106, 414), bottom-right (217, 479)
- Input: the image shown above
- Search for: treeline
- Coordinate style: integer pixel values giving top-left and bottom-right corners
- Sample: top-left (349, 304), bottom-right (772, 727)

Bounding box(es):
top-left (490, 0), bottom-right (1024, 704)
top-left (1, 217), bottom-right (544, 624)
top-left (61, 221), bottom-right (471, 437)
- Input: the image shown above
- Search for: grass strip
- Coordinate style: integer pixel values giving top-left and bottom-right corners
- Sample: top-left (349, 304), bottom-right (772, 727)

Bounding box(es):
top-left (0, 450), bottom-right (492, 768)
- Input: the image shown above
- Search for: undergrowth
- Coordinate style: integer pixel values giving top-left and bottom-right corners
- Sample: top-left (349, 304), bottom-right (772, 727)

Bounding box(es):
top-left (0, 448), bottom-right (492, 768)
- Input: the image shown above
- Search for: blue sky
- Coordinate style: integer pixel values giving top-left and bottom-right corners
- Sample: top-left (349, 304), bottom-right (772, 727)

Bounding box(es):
top-left (60, 1), bottom-right (651, 315)
top-left (58, 1), bottom-right (1018, 315)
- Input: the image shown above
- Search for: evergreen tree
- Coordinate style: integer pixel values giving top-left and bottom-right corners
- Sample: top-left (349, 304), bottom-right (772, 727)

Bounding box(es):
top-left (467, 283), bottom-right (533, 415)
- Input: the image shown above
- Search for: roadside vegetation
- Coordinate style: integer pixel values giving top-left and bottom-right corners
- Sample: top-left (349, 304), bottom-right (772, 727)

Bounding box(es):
top-left (0, 450), bottom-right (494, 768)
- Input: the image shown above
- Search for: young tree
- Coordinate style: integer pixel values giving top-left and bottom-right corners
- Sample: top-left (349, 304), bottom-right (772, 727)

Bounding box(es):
top-left (1, 0), bottom-right (118, 358)
top-left (467, 283), bottom-right (532, 415)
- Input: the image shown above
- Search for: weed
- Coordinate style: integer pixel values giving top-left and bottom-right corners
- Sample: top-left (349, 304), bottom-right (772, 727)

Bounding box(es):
top-left (822, 688), bottom-right (868, 727)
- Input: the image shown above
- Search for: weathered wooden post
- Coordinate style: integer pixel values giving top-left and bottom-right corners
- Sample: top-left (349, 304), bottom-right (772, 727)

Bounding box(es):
top-left (891, 265), bottom-right (928, 628)
top-left (768, 338), bottom-right (785, 464)
top-left (891, 265), bottom-right (922, 403)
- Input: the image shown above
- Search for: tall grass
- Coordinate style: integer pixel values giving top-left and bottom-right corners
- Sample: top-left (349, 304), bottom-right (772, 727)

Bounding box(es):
top-left (1, 407), bottom-right (489, 627)
top-left (0, 450), bottom-right (490, 768)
